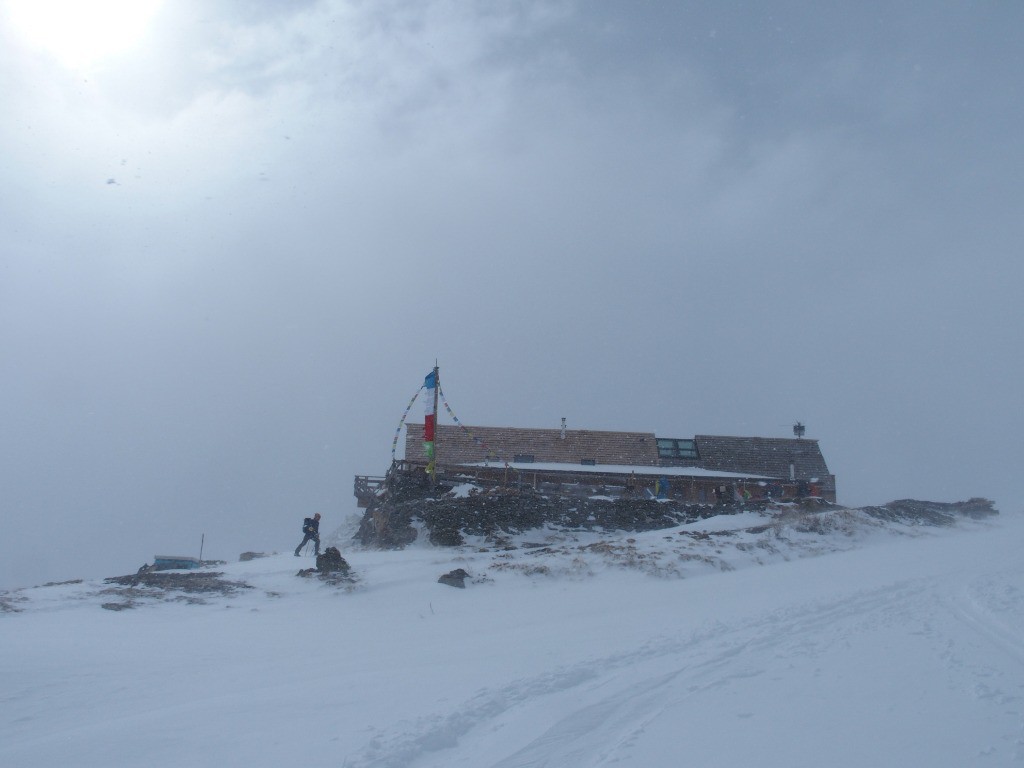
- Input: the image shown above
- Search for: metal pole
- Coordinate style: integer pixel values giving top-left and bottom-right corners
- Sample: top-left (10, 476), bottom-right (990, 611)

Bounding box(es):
top-left (431, 363), bottom-right (440, 485)
top-left (199, 533), bottom-right (205, 566)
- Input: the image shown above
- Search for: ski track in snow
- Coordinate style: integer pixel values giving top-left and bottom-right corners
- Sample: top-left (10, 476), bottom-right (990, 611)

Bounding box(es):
top-left (943, 575), bottom-right (1024, 760)
top-left (343, 581), bottom-right (938, 768)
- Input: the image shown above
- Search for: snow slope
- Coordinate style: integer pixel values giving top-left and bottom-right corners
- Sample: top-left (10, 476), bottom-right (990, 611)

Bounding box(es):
top-left (3, 506), bottom-right (1023, 767)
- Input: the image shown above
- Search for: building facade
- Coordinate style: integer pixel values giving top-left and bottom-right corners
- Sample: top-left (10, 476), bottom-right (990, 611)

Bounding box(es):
top-left (399, 423), bottom-right (836, 503)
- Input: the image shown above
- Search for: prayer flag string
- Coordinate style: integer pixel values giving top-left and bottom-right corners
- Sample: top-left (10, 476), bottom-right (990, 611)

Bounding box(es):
top-left (391, 386), bottom-right (424, 463)
top-left (438, 384), bottom-right (501, 462)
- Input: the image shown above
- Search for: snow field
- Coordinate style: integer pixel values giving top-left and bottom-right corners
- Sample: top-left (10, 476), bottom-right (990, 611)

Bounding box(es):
top-left (3, 511), bottom-right (1023, 767)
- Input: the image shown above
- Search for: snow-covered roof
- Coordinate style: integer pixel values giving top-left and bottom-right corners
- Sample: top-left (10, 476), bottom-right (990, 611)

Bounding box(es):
top-left (462, 461), bottom-right (774, 480)
top-left (404, 423), bottom-right (833, 493)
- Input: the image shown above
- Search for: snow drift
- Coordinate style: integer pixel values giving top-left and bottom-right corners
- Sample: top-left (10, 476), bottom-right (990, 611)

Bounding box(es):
top-left (3, 499), bottom-right (1022, 768)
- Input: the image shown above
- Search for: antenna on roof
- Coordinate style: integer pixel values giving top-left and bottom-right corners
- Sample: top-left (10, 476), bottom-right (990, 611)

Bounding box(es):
top-left (793, 422), bottom-right (806, 439)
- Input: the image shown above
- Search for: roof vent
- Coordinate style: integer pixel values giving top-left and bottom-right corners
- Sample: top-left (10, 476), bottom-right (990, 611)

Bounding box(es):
top-left (560, 417), bottom-right (566, 440)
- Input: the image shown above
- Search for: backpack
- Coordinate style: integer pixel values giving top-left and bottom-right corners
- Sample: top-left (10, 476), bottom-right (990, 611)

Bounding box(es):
top-left (302, 517), bottom-right (315, 534)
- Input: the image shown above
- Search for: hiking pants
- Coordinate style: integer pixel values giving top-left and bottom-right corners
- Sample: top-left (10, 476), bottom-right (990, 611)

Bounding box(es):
top-left (295, 533), bottom-right (320, 555)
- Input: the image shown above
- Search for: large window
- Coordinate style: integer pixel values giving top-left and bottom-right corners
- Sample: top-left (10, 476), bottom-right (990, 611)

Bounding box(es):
top-left (656, 438), bottom-right (698, 460)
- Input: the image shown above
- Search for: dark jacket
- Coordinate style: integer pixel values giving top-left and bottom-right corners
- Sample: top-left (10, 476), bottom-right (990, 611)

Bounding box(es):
top-left (302, 517), bottom-right (320, 536)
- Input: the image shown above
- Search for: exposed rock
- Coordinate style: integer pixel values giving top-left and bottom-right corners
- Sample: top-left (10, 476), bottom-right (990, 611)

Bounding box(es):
top-left (1, 591), bottom-right (26, 613)
top-left (101, 601), bottom-right (135, 611)
top-left (103, 571), bottom-right (252, 599)
top-left (316, 547), bottom-right (350, 575)
top-left (862, 498), bottom-right (998, 526)
top-left (356, 491), bottom-right (756, 549)
top-left (239, 552), bottom-right (269, 562)
top-left (355, 482), bottom-right (999, 551)
top-left (296, 548), bottom-right (357, 586)
top-left (438, 568), bottom-right (470, 588)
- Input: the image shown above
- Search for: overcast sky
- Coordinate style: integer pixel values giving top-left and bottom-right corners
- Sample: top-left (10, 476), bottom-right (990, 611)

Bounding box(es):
top-left (2, 1), bottom-right (1022, 588)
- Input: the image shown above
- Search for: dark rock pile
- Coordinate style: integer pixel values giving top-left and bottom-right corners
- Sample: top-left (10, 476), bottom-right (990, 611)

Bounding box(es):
top-left (316, 547), bottom-right (351, 575)
top-left (861, 497), bottom-right (997, 526)
top-left (297, 547), bottom-right (356, 585)
top-left (354, 472), bottom-right (999, 550)
top-left (1, 591), bottom-right (26, 613)
top-left (100, 571), bottom-right (253, 610)
top-left (356, 488), bottom-right (760, 548)
top-left (438, 568), bottom-right (470, 588)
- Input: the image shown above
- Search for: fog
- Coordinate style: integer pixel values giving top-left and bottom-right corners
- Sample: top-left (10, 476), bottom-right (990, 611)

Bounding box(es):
top-left (2, 0), bottom-right (1022, 588)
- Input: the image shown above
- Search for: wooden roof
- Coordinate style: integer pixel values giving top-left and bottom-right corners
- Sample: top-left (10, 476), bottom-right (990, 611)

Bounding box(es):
top-left (693, 435), bottom-right (832, 485)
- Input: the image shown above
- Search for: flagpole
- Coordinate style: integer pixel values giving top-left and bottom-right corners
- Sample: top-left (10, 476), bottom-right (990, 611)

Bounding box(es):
top-left (430, 363), bottom-right (440, 485)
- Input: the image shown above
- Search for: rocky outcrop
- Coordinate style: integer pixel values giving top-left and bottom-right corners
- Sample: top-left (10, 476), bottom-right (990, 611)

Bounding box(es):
top-left (438, 568), bottom-right (470, 588)
top-left (355, 485), bottom-right (759, 548)
top-left (100, 571), bottom-right (253, 609)
top-left (316, 547), bottom-right (351, 575)
top-left (297, 547), bottom-right (357, 586)
top-left (861, 497), bottom-right (997, 526)
top-left (354, 471), bottom-right (998, 549)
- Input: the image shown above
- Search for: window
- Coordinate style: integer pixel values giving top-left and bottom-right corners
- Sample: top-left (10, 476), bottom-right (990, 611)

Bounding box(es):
top-left (513, 454), bottom-right (535, 463)
top-left (581, 458), bottom-right (596, 466)
top-left (656, 438), bottom-right (698, 460)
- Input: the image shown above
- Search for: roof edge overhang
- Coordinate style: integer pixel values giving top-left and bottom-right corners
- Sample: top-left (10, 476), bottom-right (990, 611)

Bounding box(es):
top-left (453, 461), bottom-right (778, 481)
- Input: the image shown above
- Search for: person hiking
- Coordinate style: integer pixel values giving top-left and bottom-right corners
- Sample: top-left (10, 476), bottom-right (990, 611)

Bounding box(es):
top-left (294, 513), bottom-right (321, 556)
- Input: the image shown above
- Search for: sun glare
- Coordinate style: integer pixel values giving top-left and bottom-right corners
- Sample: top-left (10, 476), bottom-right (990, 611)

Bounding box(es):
top-left (7, 0), bottom-right (163, 69)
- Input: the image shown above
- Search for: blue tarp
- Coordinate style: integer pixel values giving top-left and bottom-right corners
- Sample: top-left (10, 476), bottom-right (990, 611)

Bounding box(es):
top-left (153, 555), bottom-right (200, 571)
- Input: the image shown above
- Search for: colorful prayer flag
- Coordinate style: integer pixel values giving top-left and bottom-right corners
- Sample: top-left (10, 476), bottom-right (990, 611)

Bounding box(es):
top-left (423, 370), bottom-right (437, 465)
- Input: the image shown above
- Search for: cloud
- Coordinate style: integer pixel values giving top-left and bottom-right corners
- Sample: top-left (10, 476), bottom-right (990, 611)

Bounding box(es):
top-left (2, 1), bottom-right (1023, 588)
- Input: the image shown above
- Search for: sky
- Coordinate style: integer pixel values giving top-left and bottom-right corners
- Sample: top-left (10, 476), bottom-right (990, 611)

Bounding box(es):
top-left (2, 508), bottom-right (1020, 766)
top-left (1, 0), bottom-right (1023, 588)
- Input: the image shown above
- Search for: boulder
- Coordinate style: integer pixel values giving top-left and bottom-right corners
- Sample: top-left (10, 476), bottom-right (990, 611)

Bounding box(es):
top-left (438, 568), bottom-right (470, 588)
top-left (316, 547), bottom-right (350, 575)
